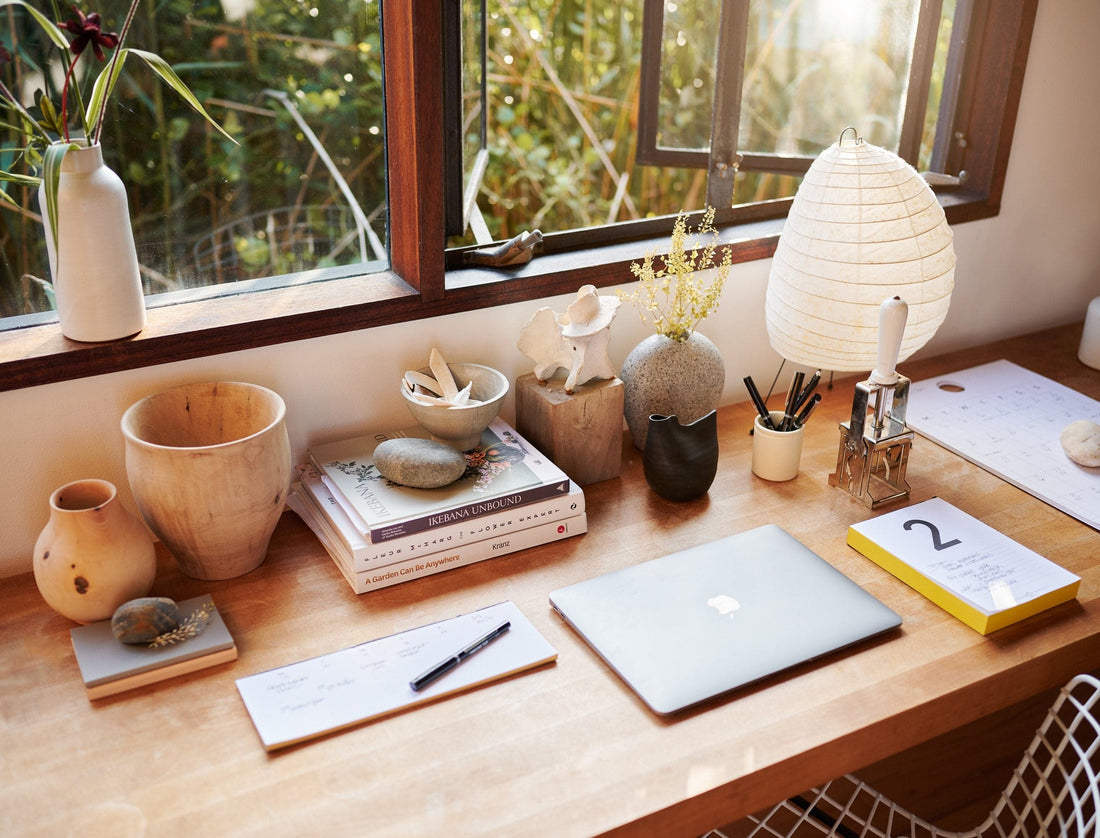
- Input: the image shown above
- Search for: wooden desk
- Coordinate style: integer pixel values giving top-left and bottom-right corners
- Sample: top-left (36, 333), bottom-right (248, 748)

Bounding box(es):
top-left (3, 324), bottom-right (1098, 837)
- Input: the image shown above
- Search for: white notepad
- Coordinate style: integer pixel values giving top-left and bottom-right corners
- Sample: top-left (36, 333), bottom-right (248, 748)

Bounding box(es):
top-left (236, 600), bottom-right (556, 750)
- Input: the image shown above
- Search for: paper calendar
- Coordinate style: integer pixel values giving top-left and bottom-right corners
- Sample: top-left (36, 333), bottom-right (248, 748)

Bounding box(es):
top-left (908, 360), bottom-right (1099, 531)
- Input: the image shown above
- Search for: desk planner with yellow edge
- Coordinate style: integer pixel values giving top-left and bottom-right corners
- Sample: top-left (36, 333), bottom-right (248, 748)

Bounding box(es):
top-left (1, 322), bottom-right (1097, 837)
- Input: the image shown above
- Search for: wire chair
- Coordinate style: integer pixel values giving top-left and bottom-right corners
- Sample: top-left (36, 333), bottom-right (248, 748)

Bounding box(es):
top-left (718, 674), bottom-right (1100, 838)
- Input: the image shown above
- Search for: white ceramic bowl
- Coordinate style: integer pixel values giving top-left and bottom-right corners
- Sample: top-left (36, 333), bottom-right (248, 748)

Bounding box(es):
top-left (401, 363), bottom-right (508, 450)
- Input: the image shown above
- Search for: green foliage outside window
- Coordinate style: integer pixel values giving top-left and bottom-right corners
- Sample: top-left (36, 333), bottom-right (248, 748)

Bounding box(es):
top-left (0, 0), bottom-right (384, 319)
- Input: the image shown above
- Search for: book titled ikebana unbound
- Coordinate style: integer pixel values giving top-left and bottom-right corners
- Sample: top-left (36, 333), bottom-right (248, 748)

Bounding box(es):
top-left (309, 419), bottom-right (572, 543)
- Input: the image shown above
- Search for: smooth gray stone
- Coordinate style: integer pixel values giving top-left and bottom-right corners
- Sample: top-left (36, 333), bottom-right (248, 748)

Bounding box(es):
top-left (111, 597), bottom-right (182, 645)
top-left (374, 438), bottom-right (467, 488)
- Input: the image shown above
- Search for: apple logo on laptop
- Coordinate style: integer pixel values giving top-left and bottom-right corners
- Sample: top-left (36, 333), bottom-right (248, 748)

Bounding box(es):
top-left (707, 594), bottom-right (741, 618)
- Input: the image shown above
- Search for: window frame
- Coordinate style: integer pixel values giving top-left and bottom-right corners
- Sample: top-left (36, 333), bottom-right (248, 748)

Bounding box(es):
top-left (0, 0), bottom-right (1037, 394)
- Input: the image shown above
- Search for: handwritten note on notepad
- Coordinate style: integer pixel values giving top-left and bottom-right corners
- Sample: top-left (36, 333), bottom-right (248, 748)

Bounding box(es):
top-left (236, 601), bottom-right (556, 750)
top-left (909, 360), bottom-right (1100, 531)
top-left (849, 497), bottom-right (1080, 634)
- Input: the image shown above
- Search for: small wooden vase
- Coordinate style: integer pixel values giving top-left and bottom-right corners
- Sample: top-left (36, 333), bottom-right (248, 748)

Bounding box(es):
top-left (643, 411), bottom-right (719, 502)
top-left (33, 479), bottom-right (156, 624)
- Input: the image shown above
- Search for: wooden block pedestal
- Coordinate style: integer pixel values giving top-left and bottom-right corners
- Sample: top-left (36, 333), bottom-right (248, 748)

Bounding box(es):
top-left (514, 372), bottom-right (623, 486)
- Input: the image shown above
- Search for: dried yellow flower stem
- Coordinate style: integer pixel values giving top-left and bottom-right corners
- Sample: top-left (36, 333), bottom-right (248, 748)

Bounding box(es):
top-left (620, 207), bottom-right (732, 342)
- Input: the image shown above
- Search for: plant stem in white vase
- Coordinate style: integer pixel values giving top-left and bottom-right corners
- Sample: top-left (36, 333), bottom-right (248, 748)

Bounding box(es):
top-left (0, 0), bottom-right (236, 340)
top-left (619, 208), bottom-right (731, 450)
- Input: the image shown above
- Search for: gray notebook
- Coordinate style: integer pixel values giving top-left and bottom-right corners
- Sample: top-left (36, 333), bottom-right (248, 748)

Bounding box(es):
top-left (549, 524), bottom-right (901, 714)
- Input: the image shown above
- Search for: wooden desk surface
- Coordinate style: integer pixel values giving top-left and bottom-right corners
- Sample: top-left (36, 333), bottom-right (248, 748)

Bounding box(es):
top-left (3, 324), bottom-right (1098, 838)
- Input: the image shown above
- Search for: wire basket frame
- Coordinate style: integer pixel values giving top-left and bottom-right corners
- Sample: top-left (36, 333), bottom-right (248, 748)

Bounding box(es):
top-left (708, 674), bottom-right (1100, 838)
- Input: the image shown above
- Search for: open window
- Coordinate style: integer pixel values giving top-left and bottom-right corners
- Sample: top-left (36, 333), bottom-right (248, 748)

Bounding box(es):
top-left (445, 0), bottom-right (989, 257)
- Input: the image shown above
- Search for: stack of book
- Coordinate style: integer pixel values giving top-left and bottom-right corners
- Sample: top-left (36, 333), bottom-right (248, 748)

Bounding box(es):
top-left (289, 418), bottom-right (587, 593)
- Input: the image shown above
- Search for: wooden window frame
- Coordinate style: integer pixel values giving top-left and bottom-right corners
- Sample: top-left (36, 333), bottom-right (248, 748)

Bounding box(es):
top-left (0, 0), bottom-right (1036, 394)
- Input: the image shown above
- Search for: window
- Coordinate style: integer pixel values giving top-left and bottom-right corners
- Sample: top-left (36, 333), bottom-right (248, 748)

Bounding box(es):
top-left (444, 0), bottom-right (1014, 250)
top-left (0, 0), bottom-right (387, 325)
top-left (0, 0), bottom-right (1038, 392)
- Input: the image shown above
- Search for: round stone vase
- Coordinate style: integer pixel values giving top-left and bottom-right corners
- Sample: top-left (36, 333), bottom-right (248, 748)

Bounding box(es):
top-left (121, 381), bottom-right (292, 581)
top-left (33, 479), bottom-right (156, 624)
top-left (620, 331), bottom-right (725, 450)
top-left (40, 142), bottom-right (145, 342)
top-left (643, 411), bottom-right (719, 502)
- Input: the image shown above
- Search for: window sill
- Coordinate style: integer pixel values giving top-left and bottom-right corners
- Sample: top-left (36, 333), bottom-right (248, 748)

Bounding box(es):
top-left (0, 191), bottom-right (993, 394)
top-left (0, 272), bottom-right (420, 393)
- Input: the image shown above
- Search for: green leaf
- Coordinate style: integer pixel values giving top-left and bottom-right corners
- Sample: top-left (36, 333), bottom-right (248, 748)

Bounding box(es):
top-left (0, 170), bottom-right (42, 187)
top-left (89, 48), bottom-right (237, 145)
top-left (36, 92), bottom-right (63, 137)
top-left (41, 141), bottom-right (78, 258)
top-left (21, 273), bottom-right (55, 308)
top-left (0, 0), bottom-right (71, 50)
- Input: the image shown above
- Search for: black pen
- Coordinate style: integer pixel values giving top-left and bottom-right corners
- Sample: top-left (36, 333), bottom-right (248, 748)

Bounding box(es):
top-left (409, 620), bottom-right (511, 692)
top-left (792, 369), bottom-right (821, 414)
top-left (743, 376), bottom-right (776, 431)
top-left (794, 392), bottom-right (822, 428)
top-left (781, 371), bottom-right (804, 431)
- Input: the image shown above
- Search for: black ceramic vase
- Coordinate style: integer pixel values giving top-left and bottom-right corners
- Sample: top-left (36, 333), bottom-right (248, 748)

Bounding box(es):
top-left (642, 410), bottom-right (718, 502)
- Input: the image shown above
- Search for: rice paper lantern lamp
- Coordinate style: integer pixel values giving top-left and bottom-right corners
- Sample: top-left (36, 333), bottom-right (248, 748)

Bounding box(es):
top-left (765, 128), bottom-right (955, 372)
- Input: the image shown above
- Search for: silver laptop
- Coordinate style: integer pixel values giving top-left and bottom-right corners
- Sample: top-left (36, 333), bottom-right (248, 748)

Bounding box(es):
top-left (549, 524), bottom-right (901, 715)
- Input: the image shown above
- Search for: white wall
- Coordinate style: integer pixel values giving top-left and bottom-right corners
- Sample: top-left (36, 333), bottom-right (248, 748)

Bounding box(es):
top-left (3, 1), bottom-right (1098, 579)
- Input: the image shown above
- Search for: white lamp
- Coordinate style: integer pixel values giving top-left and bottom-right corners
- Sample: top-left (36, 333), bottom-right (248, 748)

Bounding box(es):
top-left (764, 128), bottom-right (956, 508)
top-left (765, 128), bottom-right (955, 372)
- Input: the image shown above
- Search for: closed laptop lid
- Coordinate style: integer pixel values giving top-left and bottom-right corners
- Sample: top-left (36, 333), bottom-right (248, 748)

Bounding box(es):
top-left (549, 524), bottom-right (901, 715)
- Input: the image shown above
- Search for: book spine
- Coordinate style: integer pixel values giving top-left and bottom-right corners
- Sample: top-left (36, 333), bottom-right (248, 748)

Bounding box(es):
top-left (369, 479), bottom-right (571, 542)
top-left (300, 476), bottom-right (584, 570)
top-left (86, 647), bottom-right (239, 700)
top-left (334, 515), bottom-right (587, 594)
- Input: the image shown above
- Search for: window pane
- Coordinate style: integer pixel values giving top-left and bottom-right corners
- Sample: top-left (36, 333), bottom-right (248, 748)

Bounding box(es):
top-left (449, 0), bottom-right (707, 245)
top-left (655, 0), bottom-right (719, 151)
top-left (455, 0), bottom-right (955, 246)
top-left (740, 0), bottom-right (920, 156)
top-left (445, 0), bottom-right (489, 239)
top-left (0, 0), bottom-right (386, 322)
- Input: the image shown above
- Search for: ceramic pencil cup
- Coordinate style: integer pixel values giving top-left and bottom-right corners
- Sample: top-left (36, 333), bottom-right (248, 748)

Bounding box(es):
top-left (121, 381), bottom-right (292, 581)
top-left (751, 411), bottom-right (804, 482)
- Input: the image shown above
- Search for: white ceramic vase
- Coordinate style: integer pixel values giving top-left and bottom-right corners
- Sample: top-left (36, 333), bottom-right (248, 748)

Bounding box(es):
top-left (40, 142), bottom-right (145, 342)
top-left (120, 381), bottom-right (292, 581)
top-left (620, 331), bottom-right (725, 450)
top-left (33, 479), bottom-right (156, 624)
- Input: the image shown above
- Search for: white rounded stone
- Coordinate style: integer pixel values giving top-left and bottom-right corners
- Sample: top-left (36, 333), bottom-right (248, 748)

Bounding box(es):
top-left (1060, 420), bottom-right (1100, 468)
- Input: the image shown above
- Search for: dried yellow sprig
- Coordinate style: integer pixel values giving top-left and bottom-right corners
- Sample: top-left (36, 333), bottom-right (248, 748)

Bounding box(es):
top-left (619, 207), bottom-right (732, 342)
top-left (147, 601), bottom-right (214, 648)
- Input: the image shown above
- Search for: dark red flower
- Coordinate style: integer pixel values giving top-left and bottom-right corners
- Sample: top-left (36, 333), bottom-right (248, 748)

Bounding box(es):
top-left (57, 7), bottom-right (119, 62)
